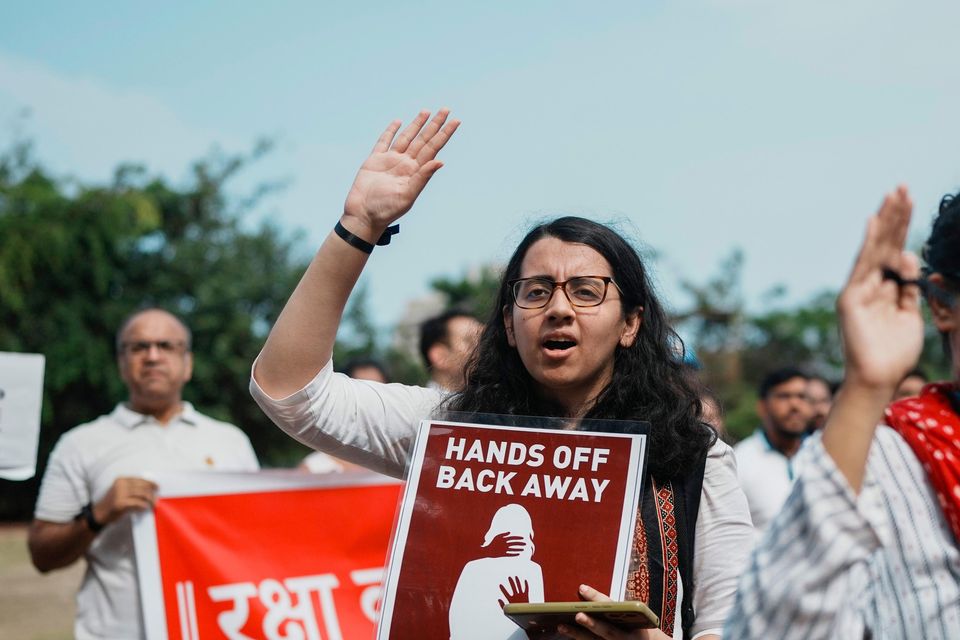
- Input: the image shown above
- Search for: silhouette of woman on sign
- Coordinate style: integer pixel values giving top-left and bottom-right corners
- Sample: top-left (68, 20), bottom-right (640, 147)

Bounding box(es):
top-left (449, 504), bottom-right (545, 640)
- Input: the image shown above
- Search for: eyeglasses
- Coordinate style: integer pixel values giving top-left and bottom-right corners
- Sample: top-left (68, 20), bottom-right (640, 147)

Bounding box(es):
top-left (120, 340), bottom-right (188, 356)
top-left (509, 276), bottom-right (622, 309)
top-left (767, 391), bottom-right (809, 403)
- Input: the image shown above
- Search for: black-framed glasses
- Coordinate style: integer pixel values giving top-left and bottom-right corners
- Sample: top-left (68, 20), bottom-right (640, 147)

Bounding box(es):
top-left (120, 340), bottom-right (188, 356)
top-left (509, 276), bottom-right (622, 309)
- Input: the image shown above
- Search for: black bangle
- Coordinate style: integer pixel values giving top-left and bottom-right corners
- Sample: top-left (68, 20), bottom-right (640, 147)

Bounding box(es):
top-left (76, 503), bottom-right (104, 533)
top-left (334, 221), bottom-right (400, 254)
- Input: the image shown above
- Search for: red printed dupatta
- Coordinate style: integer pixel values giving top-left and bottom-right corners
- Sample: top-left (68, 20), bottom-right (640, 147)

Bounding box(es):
top-left (884, 383), bottom-right (960, 544)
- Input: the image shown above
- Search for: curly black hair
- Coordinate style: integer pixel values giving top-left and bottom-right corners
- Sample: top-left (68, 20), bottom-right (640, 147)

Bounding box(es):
top-left (445, 216), bottom-right (715, 481)
top-left (923, 192), bottom-right (960, 360)
top-left (924, 192), bottom-right (960, 284)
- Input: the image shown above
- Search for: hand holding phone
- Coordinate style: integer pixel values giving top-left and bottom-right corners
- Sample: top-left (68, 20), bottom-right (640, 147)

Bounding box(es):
top-left (503, 600), bottom-right (658, 637)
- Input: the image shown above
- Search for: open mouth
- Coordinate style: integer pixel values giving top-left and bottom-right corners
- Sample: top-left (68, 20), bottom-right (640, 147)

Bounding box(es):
top-left (543, 339), bottom-right (577, 351)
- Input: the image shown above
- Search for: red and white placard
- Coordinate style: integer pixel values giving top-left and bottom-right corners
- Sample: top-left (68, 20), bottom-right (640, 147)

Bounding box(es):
top-left (133, 471), bottom-right (401, 640)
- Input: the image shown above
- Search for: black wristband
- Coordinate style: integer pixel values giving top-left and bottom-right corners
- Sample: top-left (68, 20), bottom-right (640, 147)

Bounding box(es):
top-left (334, 221), bottom-right (400, 254)
top-left (76, 503), bottom-right (104, 533)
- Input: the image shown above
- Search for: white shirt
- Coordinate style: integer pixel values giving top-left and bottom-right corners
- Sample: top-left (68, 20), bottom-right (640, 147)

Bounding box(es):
top-left (34, 402), bottom-right (259, 640)
top-left (733, 430), bottom-right (802, 532)
top-left (725, 428), bottom-right (960, 639)
top-left (301, 451), bottom-right (350, 473)
top-left (251, 359), bottom-right (754, 639)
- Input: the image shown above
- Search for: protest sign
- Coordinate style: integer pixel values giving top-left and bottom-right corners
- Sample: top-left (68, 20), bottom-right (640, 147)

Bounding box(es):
top-left (133, 471), bottom-right (401, 640)
top-left (0, 352), bottom-right (45, 481)
top-left (378, 419), bottom-right (647, 640)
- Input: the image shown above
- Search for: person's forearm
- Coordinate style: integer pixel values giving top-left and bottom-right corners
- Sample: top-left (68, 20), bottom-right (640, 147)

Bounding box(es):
top-left (821, 380), bottom-right (896, 494)
top-left (28, 519), bottom-right (96, 573)
top-left (255, 217), bottom-right (380, 399)
top-left (256, 110), bottom-right (458, 399)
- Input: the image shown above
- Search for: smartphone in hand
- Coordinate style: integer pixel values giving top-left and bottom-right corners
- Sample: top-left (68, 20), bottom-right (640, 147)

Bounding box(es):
top-left (503, 600), bottom-right (658, 636)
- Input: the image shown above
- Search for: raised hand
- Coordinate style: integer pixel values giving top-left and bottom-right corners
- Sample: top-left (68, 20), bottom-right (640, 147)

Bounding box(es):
top-left (837, 186), bottom-right (924, 392)
top-left (253, 107), bottom-right (460, 401)
top-left (342, 109), bottom-right (460, 236)
top-left (823, 186), bottom-right (926, 494)
top-left (93, 476), bottom-right (159, 526)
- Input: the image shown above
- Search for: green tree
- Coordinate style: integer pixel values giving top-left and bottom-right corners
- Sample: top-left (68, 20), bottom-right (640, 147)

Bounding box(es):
top-left (677, 250), bottom-right (952, 441)
top-left (330, 284), bottom-right (429, 386)
top-left (0, 140), bottom-right (310, 518)
top-left (429, 264), bottom-right (501, 321)
top-left (333, 284), bottom-right (380, 364)
top-left (675, 249), bottom-right (748, 387)
top-left (334, 264), bottom-right (503, 388)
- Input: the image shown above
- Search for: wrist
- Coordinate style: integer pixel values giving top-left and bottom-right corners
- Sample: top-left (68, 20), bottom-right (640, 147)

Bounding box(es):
top-left (91, 501), bottom-right (109, 526)
top-left (839, 374), bottom-right (898, 403)
top-left (75, 502), bottom-right (105, 533)
top-left (335, 216), bottom-right (400, 254)
top-left (826, 382), bottom-right (894, 433)
top-left (338, 214), bottom-right (386, 245)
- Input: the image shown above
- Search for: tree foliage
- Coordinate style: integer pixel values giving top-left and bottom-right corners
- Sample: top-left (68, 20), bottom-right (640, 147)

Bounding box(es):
top-left (678, 249), bottom-right (951, 440)
top-left (6, 135), bottom-right (950, 519)
top-left (429, 265), bottom-right (501, 322)
top-left (0, 140), bottom-right (311, 518)
top-left (331, 265), bottom-right (503, 387)
top-left (331, 283), bottom-right (430, 386)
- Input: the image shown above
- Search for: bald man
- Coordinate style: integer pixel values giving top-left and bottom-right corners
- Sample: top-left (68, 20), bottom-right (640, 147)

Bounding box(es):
top-left (28, 308), bottom-right (259, 639)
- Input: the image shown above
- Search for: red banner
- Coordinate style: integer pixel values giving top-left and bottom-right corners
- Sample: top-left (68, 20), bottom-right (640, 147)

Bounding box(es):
top-left (133, 472), bottom-right (401, 640)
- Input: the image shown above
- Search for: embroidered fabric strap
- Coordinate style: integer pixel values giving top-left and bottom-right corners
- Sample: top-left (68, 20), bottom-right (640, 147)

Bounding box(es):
top-left (885, 382), bottom-right (960, 543)
top-left (628, 506), bottom-right (651, 604)
top-left (333, 221), bottom-right (400, 254)
top-left (653, 481), bottom-right (680, 633)
top-left (628, 479), bottom-right (679, 634)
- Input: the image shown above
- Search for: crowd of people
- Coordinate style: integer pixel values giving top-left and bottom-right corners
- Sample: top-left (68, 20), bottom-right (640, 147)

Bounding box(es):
top-left (27, 109), bottom-right (960, 639)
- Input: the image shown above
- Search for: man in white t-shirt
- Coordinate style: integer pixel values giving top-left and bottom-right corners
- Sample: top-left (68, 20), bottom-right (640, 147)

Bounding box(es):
top-left (28, 308), bottom-right (259, 640)
top-left (734, 367), bottom-right (812, 532)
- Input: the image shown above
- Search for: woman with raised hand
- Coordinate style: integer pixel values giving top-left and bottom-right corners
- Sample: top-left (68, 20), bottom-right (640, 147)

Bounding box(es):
top-left (252, 110), bottom-right (753, 640)
top-left (725, 187), bottom-right (960, 638)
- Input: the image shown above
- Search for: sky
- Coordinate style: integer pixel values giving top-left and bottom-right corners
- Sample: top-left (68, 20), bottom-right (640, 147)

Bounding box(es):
top-left (3, 0), bottom-right (960, 335)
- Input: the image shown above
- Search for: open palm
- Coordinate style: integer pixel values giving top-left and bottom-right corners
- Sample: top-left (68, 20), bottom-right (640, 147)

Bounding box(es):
top-left (343, 109), bottom-right (460, 227)
top-left (838, 186), bottom-right (924, 390)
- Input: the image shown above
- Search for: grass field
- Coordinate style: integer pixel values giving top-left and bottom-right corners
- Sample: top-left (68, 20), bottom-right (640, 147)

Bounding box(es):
top-left (0, 523), bottom-right (81, 640)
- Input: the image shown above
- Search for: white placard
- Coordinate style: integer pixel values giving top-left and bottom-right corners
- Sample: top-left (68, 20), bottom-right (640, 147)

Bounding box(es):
top-left (0, 352), bottom-right (46, 481)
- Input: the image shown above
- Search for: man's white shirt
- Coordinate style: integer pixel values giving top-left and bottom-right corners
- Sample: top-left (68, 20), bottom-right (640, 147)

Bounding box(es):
top-left (34, 403), bottom-right (258, 640)
top-left (733, 429), bottom-right (803, 533)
